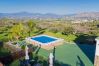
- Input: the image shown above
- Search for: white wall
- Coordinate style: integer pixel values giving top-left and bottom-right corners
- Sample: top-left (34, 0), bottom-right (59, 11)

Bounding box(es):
top-left (95, 39), bottom-right (99, 56)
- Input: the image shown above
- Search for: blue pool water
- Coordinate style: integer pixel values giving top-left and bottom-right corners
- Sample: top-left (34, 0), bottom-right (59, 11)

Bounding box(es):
top-left (31, 36), bottom-right (57, 43)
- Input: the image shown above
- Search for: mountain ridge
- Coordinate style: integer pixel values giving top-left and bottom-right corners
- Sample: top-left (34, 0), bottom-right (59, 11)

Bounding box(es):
top-left (0, 12), bottom-right (99, 20)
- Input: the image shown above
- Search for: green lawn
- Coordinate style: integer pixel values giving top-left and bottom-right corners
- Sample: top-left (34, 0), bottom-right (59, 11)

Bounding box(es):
top-left (38, 43), bottom-right (95, 66)
top-left (9, 42), bottom-right (95, 66)
top-left (43, 31), bottom-right (77, 42)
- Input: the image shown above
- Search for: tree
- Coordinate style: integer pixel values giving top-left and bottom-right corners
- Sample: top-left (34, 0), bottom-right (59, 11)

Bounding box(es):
top-left (8, 22), bottom-right (25, 40)
top-left (8, 32), bottom-right (13, 41)
top-left (27, 20), bottom-right (36, 36)
top-left (62, 26), bottom-right (74, 35)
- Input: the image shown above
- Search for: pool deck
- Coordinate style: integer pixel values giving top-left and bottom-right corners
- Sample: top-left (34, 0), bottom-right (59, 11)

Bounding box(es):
top-left (26, 35), bottom-right (64, 50)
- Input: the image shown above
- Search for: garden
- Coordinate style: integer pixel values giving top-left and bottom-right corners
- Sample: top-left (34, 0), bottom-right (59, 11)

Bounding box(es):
top-left (0, 18), bottom-right (98, 66)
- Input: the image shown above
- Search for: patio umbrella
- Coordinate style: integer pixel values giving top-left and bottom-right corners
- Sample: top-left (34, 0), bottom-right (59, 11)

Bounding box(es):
top-left (49, 53), bottom-right (54, 66)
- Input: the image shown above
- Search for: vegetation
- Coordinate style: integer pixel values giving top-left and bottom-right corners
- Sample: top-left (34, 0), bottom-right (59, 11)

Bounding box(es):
top-left (27, 20), bottom-right (36, 36)
top-left (0, 18), bottom-right (98, 66)
top-left (0, 47), bottom-right (10, 57)
top-left (0, 18), bottom-right (99, 43)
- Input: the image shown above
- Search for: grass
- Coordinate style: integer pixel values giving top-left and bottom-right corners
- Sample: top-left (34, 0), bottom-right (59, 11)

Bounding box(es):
top-left (38, 43), bottom-right (95, 66)
top-left (0, 31), bottom-right (8, 42)
top-left (43, 31), bottom-right (77, 42)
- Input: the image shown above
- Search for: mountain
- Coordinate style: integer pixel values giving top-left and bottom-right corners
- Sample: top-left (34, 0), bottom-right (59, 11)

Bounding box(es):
top-left (65, 12), bottom-right (99, 20)
top-left (0, 12), bottom-right (99, 20)
top-left (0, 12), bottom-right (63, 19)
top-left (74, 12), bottom-right (99, 17)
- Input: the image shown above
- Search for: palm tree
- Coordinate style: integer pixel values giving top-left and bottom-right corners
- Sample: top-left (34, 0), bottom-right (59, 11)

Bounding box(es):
top-left (27, 20), bottom-right (36, 36)
top-left (9, 22), bottom-right (25, 41)
top-left (8, 32), bottom-right (13, 42)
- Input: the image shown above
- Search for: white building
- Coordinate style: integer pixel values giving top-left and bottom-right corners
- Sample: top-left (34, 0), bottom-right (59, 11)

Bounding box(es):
top-left (94, 37), bottom-right (99, 66)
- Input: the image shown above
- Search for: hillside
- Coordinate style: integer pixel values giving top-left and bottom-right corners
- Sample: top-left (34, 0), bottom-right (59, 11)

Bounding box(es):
top-left (0, 12), bottom-right (99, 20)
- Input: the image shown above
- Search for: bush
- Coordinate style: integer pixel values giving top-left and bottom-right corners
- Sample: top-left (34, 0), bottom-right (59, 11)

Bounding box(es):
top-left (65, 34), bottom-right (77, 42)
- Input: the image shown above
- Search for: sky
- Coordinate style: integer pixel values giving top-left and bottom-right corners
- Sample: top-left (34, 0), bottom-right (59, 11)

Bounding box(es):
top-left (0, 0), bottom-right (99, 15)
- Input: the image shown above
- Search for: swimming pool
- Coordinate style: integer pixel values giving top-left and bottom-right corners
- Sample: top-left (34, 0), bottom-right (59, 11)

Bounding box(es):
top-left (26, 35), bottom-right (64, 50)
top-left (31, 35), bottom-right (57, 43)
